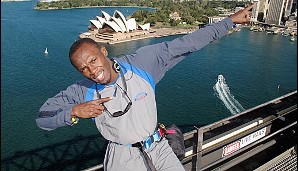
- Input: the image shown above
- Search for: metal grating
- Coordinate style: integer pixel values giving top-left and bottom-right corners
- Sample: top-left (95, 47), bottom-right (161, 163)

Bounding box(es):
top-left (255, 146), bottom-right (297, 171)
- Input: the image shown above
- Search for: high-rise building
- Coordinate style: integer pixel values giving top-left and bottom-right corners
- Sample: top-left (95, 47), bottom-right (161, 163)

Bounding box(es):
top-left (285, 0), bottom-right (294, 16)
top-left (266, 0), bottom-right (293, 25)
top-left (251, 0), bottom-right (295, 25)
top-left (251, 0), bottom-right (261, 22)
top-left (258, 0), bottom-right (270, 21)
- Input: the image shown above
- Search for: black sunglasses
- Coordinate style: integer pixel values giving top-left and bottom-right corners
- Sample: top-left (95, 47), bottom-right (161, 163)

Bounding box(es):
top-left (95, 65), bottom-right (132, 117)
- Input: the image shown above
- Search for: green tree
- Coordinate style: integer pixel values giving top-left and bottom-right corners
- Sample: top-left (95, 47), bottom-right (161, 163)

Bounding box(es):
top-left (204, 8), bottom-right (218, 17)
top-left (145, 16), bottom-right (157, 25)
top-left (169, 19), bottom-right (180, 26)
top-left (155, 10), bottom-right (169, 23)
top-left (132, 10), bottom-right (145, 22)
top-left (183, 16), bottom-right (195, 25)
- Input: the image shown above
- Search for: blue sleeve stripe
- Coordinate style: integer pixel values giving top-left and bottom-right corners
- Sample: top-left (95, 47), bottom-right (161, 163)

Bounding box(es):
top-left (84, 83), bottom-right (105, 102)
top-left (120, 61), bottom-right (155, 92)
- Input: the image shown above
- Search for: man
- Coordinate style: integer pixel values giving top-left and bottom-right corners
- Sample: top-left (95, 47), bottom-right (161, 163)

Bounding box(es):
top-left (36, 4), bottom-right (254, 171)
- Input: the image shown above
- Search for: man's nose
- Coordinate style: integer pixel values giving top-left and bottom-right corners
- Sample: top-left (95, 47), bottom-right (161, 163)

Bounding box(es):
top-left (88, 65), bottom-right (97, 77)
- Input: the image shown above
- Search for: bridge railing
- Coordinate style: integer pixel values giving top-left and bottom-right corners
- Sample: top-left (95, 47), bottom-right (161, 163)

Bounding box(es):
top-left (2, 91), bottom-right (296, 171)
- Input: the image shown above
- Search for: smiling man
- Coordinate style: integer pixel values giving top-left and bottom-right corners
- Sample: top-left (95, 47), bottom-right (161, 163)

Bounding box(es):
top-left (36, 4), bottom-right (254, 171)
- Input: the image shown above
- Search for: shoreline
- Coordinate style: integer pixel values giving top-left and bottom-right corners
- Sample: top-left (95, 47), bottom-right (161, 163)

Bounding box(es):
top-left (35, 5), bottom-right (155, 11)
top-left (1, 0), bottom-right (31, 2)
top-left (79, 27), bottom-right (197, 44)
top-left (81, 25), bottom-right (297, 45)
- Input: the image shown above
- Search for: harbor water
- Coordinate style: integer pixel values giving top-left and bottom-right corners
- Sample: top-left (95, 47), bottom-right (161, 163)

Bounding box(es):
top-left (1, 1), bottom-right (297, 170)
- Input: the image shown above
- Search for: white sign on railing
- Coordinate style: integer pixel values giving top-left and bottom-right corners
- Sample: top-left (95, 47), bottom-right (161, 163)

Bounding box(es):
top-left (222, 127), bottom-right (267, 157)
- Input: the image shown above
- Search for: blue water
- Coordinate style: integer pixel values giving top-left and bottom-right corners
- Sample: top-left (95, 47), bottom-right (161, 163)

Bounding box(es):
top-left (1, 1), bottom-right (297, 170)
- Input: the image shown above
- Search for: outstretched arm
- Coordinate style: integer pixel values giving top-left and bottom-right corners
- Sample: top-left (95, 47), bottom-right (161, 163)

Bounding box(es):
top-left (123, 4), bottom-right (255, 84)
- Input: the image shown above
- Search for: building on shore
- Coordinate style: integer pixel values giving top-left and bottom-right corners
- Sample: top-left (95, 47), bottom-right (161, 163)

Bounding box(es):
top-left (253, 0), bottom-right (296, 26)
top-left (80, 10), bottom-right (151, 44)
top-left (80, 10), bottom-right (196, 44)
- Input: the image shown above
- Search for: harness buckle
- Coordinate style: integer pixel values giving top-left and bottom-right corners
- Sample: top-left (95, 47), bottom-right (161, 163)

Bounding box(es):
top-left (131, 126), bottom-right (165, 150)
top-left (159, 123), bottom-right (166, 130)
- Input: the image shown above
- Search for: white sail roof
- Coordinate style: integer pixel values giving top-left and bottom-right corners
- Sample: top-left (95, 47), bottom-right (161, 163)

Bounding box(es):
top-left (110, 17), bottom-right (126, 33)
top-left (103, 21), bottom-right (123, 32)
top-left (96, 16), bottom-right (107, 25)
top-left (87, 10), bottom-right (149, 33)
top-left (113, 10), bottom-right (129, 32)
top-left (126, 18), bottom-right (137, 31)
top-left (90, 20), bottom-right (102, 29)
top-left (138, 23), bottom-right (150, 31)
top-left (101, 11), bottom-right (111, 21)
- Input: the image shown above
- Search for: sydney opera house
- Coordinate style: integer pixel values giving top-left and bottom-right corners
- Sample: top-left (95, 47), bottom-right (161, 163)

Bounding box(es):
top-left (79, 10), bottom-right (151, 44)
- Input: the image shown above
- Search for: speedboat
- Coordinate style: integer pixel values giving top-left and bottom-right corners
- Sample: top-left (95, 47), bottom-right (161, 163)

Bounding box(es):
top-left (218, 74), bottom-right (224, 84)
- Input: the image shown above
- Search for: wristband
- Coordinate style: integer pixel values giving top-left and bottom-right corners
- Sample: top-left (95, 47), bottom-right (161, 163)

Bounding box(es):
top-left (71, 116), bottom-right (79, 125)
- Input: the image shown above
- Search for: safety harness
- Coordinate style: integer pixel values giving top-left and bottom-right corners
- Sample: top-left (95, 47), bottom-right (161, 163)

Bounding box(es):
top-left (130, 126), bottom-right (164, 149)
top-left (110, 124), bottom-right (179, 171)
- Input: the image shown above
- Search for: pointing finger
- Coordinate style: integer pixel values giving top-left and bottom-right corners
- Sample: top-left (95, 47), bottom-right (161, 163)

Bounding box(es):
top-left (94, 97), bottom-right (113, 105)
top-left (244, 3), bottom-right (255, 12)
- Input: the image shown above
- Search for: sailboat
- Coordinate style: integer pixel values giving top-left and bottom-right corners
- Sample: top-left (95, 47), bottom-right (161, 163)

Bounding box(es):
top-left (44, 47), bottom-right (48, 54)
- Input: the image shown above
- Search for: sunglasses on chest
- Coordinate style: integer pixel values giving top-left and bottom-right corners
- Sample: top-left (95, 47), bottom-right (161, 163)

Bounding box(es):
top-left (95, 64), bottom-right (132, 117)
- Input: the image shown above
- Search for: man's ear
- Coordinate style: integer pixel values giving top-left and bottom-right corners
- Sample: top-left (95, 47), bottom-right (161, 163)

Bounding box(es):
top-left (100, 46), bottom-right (108, 57)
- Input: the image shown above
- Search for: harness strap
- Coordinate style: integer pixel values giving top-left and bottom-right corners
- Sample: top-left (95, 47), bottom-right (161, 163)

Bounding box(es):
top-left (131, 129), bottom-right (163, 171)
top-left (109, 124), bottom-right (172, 171)
top-left (131, 128), bottom-right (163, 149)
top-left (111, 128), bottom-right (164, 150)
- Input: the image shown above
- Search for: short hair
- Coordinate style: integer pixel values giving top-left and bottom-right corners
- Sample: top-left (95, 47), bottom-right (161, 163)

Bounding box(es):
top-left (69, 38), bottom-right (102, 64)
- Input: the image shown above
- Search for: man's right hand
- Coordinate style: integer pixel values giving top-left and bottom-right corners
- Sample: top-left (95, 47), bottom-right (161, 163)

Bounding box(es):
top-left (71, 97), bottom-right (112, 118)
top-left (229, 3), bottom-right (255, 25)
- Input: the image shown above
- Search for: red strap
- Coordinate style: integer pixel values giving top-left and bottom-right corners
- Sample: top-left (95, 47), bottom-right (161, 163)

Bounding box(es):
top-left (165, 129), bottom-right (176, 134)
top-left (158, 128), bottom-right (164, 137)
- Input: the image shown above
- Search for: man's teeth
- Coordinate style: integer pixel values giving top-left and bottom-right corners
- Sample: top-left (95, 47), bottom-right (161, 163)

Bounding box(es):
top-left (97, 71), bottom-right (104, 80)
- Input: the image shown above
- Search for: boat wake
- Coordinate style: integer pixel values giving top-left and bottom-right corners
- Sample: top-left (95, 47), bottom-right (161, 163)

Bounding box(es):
top-left (213, 75), bottom-right (245, 115)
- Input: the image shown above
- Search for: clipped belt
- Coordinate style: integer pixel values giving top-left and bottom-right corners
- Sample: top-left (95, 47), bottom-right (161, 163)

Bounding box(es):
top-left (111, 126), bottom-right (165, 150)
top-left (117, 128), bottom-right (164, 150)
